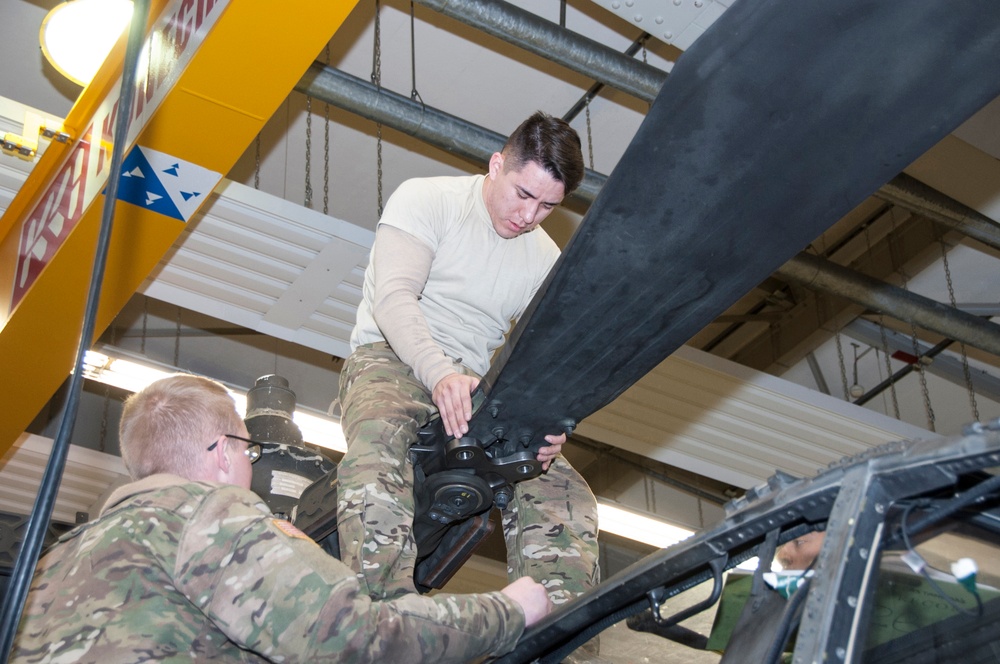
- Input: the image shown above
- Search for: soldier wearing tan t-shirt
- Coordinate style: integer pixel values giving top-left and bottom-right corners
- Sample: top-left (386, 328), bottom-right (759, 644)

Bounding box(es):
top-left (339, 112), bottom-right (600, 608)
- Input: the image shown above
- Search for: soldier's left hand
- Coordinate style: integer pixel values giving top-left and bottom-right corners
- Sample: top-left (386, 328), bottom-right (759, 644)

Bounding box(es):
top-left (536, 433), bottom-right (566, 471)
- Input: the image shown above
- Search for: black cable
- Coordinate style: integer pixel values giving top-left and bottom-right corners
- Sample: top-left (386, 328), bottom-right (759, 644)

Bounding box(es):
top-left (540, 556), bottom-right (728, 663)
top-left (0, 2), bottom-right (150, 658)
top-left (900, 502), bottom-right (983, 618)
top-left (762, 574), bottom-right (812, 664)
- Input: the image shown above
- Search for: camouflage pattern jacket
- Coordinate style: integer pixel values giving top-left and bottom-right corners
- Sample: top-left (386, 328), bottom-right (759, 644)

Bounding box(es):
top-left (12, 474), bottom-right (524, 662)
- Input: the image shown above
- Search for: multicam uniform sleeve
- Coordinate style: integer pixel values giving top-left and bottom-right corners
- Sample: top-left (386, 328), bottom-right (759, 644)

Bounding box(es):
top-left (175, 486), bottom-right (524, 662)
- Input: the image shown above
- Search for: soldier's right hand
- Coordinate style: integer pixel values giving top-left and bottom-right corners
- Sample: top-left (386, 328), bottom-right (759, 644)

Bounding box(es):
top-left (500, 576), bottom-right (553, 627)
top-left (432, 373), bottom-right (479, 439)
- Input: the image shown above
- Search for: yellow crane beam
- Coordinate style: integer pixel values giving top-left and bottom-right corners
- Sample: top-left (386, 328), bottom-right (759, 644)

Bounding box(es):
top-left (0, 0), bottom-right (359, 455)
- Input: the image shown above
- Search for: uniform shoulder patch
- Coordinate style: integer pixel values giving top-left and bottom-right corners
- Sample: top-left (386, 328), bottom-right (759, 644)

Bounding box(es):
top-left (272, 519), bottom-right (311, 541)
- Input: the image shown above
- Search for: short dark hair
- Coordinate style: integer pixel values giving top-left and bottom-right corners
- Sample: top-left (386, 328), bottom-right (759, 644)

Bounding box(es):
top-left (502, 111), bottom-right (585, 195)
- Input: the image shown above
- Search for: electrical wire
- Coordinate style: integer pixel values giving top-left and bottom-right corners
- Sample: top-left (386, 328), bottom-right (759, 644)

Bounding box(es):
top-left (0, 1), bottom-right (151, 657)
top-left (900, 502), bottom-right (983, 618)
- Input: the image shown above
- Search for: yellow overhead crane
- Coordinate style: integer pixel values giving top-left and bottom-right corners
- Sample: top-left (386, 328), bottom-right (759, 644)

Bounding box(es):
top-left (0, 0), bottom-right (360, 456)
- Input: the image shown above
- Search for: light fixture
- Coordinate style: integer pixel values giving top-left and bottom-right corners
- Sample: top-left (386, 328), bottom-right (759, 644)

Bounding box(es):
top-left (81, 348), bottom-right (348, 454)
top-left (39, 0), bottom-right (134, 86)
top-left (597, 501), bottom-right (694, 549)
top-left (597, 500), bottom-right (759, 570)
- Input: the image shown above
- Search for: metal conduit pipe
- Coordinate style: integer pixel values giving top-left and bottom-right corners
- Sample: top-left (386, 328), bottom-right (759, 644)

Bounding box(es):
top-left (877, 173), bottom-right (1000, 252)
top-left (413, 0), bottom-right (666, 103)
top-left (294, 63), bottom-right (608, 204)
top-left (777, 252), bottom-right (1000, 357)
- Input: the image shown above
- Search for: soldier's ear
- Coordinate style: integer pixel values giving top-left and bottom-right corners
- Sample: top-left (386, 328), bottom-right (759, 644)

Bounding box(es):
top-left (208, 435), bottom-right (231, 474)
top-left (488, 152), bottom-right (504, 179)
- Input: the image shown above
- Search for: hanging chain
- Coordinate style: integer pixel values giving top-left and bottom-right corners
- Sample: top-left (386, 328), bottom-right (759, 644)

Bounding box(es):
top-left (372, 0), bottom-right (384, 217)
top-left (939, 237), bottom-right (980, 420)
top-left (876, 317), bottom-right (901, 418)
top-left (99, 384), bottom-right (111, 454)
top-left (864, 225), bottom-right (900, 416)
top-left (815, 231), bottom-right (850, 403)
top-left (174, 306), bottom-right (182, 368)
top-left (584, 99), bottom-right (595, 170)
top-left (140, 296), bottom-right (148, 355)
top-left (304, 96), bottom-right (314, 209)
top-left (834, 331), bottom-right (850, 401)
top-left (888, 216), bottom-right (935, 430)
top-left (409, 1), bottom-right (424, 105)
top-left (254, 134), bottom-right (261, 190)
top-left (908, 314), bottom-right (935, 431)
top-left (323, 44), bottom-right (331, 215)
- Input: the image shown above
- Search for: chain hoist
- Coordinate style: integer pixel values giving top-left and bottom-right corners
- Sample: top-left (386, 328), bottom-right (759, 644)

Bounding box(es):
top-left (372, 0), bottom-right (384, 217)
top-left (939, 236), bottom-right (980, 421)
top-left (864, 224), bottom-right (901, 418)
top-left (887, 216), bottom-right (935, 430)
top-left (305, 95), bottom-right (313, 209)
top-left (323, 43), bottom-right (331, 215)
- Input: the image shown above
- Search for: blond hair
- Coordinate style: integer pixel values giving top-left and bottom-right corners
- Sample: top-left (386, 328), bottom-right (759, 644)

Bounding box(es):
top-left (119, 374), bottom-right (244, 480)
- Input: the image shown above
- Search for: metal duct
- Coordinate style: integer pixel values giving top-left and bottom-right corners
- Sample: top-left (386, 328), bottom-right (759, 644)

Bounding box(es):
top-left (413, 0), bottom-right (666, 103)
top-left (294, 63), bottom-right (607, 205)
top-left (778, 252), bottom-right (1000, 357)
top-left (877, 173), bottom-right (1000, 252)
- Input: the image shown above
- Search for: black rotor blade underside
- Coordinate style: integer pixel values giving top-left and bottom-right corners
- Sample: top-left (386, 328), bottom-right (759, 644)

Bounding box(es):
top-left (464, 0), bottom-right (1000, 454)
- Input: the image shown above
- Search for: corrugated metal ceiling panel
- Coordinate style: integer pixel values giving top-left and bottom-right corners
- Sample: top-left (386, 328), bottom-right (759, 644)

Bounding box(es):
top-left (579, 347), bottom-right (933, 488)
top-left (142, 179), bottom-right (373, 359)
top-left (0, 434), bottom-right (129, 525)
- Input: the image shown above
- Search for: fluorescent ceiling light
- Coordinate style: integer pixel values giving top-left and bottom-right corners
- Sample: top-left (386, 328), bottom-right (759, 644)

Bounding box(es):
top-left (598, 500), bottom-right (758, 570)
top-left (39, 0), bottom-right (134, 86)
top-left (598, 501), bottom-right (694, 549)
top-left (82, 349), bottom-right (347, 453)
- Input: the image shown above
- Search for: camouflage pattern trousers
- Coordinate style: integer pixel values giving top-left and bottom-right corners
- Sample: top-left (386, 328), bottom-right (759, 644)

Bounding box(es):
top-left (337, 342), bottom-right (600, 604)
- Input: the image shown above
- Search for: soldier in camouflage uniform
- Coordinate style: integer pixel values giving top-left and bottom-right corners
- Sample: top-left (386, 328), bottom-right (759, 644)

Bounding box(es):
top-left (339, 111), bottom-right (600, 608)
top-left (12, 374), bottom-right (551, 663)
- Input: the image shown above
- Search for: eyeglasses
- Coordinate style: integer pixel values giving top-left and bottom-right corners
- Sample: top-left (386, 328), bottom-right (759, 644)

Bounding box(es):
top-left (206, 434), bottom-right (262, 463)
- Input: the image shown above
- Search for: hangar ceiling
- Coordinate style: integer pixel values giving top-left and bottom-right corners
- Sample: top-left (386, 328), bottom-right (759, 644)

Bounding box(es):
top-left (2, 0), bottom-right (1000, 544)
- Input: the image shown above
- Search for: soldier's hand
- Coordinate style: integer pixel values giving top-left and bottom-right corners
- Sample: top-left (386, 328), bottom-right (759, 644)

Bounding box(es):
top-left (432, 373), bottom-right (479, 439)
top-left (500, 576), bottom-right (552, 627)
top-left (536, 432), bottom-right (566, 471)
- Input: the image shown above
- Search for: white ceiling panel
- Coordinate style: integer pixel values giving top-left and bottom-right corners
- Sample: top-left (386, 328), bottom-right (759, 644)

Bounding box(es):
top-left (580, 346), bottom-right (935, 488)
top-left (0, 434), bottom-right (129, 525)
top-left (141, 179), bottom-right (374, 359)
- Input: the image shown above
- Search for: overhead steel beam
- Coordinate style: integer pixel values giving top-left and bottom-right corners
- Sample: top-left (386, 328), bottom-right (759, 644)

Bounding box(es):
top-left (294, 64), bottom-right (608, 205)
top-left (843, 318), bottom-right (1000, 403)
top-left (777, 252), bottom-right (1000, 358)
top-left (413, 0), bottom-right (667, 103)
